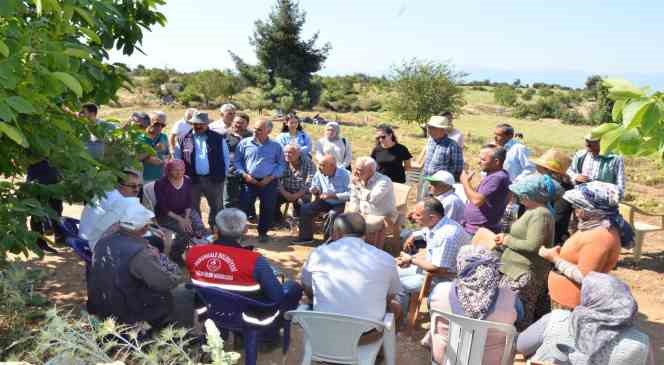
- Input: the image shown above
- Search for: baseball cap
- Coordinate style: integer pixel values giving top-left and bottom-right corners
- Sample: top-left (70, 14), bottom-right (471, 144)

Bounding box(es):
top-left (425, 170), bottom-right (455, 186)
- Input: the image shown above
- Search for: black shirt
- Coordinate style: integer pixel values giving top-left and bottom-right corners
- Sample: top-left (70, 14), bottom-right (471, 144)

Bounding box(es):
top-left (371, 143), bottom-right (413, 183)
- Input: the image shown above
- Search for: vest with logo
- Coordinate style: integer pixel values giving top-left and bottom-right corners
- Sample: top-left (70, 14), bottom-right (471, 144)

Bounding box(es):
top-left (186, 243), bottom-right (260, 292)
top-left (178, 129), bottom-right (226, 183)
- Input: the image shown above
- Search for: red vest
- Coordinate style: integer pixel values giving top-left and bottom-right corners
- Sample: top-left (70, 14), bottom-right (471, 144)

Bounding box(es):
top-left (186, 244), bottom-right (260, 292)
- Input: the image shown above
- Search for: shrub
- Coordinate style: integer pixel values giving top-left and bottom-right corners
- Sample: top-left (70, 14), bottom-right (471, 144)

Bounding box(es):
top-left (493, 86), bottom-right (518, 106)
top-left (538, 88), bottom-right (554, 97)
top-left (521, 88), bottom-right (536, 101)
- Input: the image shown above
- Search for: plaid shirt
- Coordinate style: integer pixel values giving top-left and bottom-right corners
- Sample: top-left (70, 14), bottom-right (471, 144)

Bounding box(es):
top-left (279, 155), bottom-right (316, 193)
top-left (423, 136), bottom-right (464, 179)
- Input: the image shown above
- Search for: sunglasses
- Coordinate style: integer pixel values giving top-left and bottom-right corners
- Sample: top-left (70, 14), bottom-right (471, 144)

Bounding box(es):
top-left (376, 135), bottom-right (387, 140)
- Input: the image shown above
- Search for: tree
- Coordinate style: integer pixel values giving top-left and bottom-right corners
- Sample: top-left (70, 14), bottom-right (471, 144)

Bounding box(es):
top-left (184, 69), bottom-right (240, 106)
top-left (387, 59), bottom-right (466, 134)
top-left (0, 0), bottom-right (165, 259)
top-left (591, 78), bottom-right (664, 158)
top-left (494, 86), bottom-right (518, 106)
top-left (231, 0), bottom-right (330, 108)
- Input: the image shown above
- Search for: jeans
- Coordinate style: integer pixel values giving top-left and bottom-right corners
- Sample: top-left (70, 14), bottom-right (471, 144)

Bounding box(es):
top-left (298, 200), bottom-right (345, 241)
top-left (192, 176), bottom-right (225, 229)
top-left (396, 265), bottom-right (427, 318)
top-left (223, 175), bottom-right (243, 209)
top-left (240, 180), bottom-right (278, 236)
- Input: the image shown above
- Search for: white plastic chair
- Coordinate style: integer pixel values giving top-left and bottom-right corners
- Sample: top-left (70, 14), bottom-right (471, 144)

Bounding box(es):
top-left (285, 306), bottom-right (396, 365)
top-left (430, 309), bottom-right (517, 365)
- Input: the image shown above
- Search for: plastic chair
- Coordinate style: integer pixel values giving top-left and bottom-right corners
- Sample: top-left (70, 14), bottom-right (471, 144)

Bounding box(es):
top-left (430, 309), bottom-right (517, 365)
top-left (191, 284), bottom-right (291, 365)
top-left (285, 306), bottom-right (396, 365)
top-left (55, 217), bottom-right (80, 238)
top-left (619, 202), bottom-right (664, 262)
top-left (406, 271), bottom-right (433, 335)
top-left (66, 236), bottom-right (93, 265)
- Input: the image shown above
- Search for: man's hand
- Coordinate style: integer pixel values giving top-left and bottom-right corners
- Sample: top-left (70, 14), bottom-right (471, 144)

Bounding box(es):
top-left (575, 175), bottom-right (591, 183)
top-left (351, 169), bottom-right (362, 185)
top-left (257, 175), bottom-right (274, 188)
top-left (460, 170), bottom-right (475, 184)
top-left (396, 252), bottom-right (412, 268)
top-left (539, 245), bottom-right (561, 262)
top-left (402, 235), bottom-right (415, 253)
top-left (243, 173), bottom-right (258, 185)
top-left (320, 192), bottom-right (337, 201)
top-left (310, 186), bottom-right (321, 196)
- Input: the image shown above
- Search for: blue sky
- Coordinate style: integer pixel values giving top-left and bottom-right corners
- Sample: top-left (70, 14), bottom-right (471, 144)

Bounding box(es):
top-left (110, 0), bottom-right (664, 89)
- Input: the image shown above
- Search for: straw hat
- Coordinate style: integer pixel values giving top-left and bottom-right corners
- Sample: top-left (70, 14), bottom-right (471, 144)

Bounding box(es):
top-left (530, 148), bottom-right (571, 176)
top-left (426, 115), bottom-right (453, 130)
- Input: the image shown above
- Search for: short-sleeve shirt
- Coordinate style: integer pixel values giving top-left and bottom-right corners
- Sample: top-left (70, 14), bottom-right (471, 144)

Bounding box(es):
top-left (371, 143), bottom-right (413, 183)
top-left (170, 119), bottom-right (192, 140)
top-left (463, 169), bottom-right (511, 234)
top-left (139, 133), bottom-right (169, 182)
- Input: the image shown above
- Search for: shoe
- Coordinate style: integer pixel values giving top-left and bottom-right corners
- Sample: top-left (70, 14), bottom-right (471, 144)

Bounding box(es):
top-left (291, 238), bottom-right (313, 245)
top-left (258, 234), bottom-right (270, 243)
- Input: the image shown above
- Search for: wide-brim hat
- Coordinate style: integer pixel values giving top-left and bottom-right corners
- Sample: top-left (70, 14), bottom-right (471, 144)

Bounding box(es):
top-left (190, 112), bottom-right (210, 125)
top-left (530, 148), bottom-right (571, 175)
top-left (426, 115), bottom-right (452, 130)
top-left (584, 132), bottom-right (600, 142)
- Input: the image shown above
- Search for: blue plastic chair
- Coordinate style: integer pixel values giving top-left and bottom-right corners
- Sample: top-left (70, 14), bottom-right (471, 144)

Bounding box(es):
top-left (55, 217), bottom-right (80, 238)
top-left (192, 284), bottom-right (292, 365)
top-left (66, 236), bottom-right (93, 266)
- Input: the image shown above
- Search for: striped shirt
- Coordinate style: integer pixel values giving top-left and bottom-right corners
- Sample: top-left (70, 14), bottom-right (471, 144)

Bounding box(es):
top-left (279, 155), bottom-right (316, 193)
top-left (423, 136), bottom-right (464, 179)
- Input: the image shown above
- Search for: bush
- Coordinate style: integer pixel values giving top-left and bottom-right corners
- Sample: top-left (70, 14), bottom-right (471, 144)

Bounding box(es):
top-left (521, 88), bottom-right (536, 101)
top-left (493, 86), bottom-right (518, 106)
top-left (538, 88), bottom-right (554, 97)
top-left (470, 86), bottom-right (487, 91)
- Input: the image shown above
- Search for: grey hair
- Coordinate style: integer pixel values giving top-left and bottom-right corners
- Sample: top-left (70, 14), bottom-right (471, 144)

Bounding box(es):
top-left (220, 103), bottom-right (237, 113)
top-left (150, 111), bottom-right (167, 123)
top-left (355, 156), bottom-right (377, 172)
top-left (184, 108), bottom-right (197, 120)
top-left (482, 143), bottom-right (507, 163)
top-left (214, 208), bottom-right (247, 238)
top-left (333, 212), bottom-right (366, 238)
top-left (284, 143), bottom-right (300, 153)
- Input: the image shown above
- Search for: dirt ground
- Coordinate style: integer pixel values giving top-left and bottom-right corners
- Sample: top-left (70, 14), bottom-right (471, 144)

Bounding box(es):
top-left (20, 201), bottom-right (664, 364)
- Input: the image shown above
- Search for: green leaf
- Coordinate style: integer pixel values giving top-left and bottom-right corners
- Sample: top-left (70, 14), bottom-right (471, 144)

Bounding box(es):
top-left (612, 99), bottom-right (626, 122)
top-left (600, 126), bottom-right (624, 155)
top-left (0, 122), bottom-right (29, 147)
top-left (64, 48), bottom-right (89, 59)
top-left (74, 7), bottom-right (95, 26)
top-left (603, 78), bottom-right (644, 100)
top-left (622, 99), bottom-right (652, 129)
top-left (590, 123), bottom-right (620, 139)
top-left (6, 96), bottom-right (37, 114)
top-left (32, 0), bottom-right (42, 15)
top-left (79, 27), bottom-right (101, 45)
top-left (640, 101), bottom-right (663, 136)
top-left (0, 102), bottom-right (15, 121)
top-left (0, 0), bottom-right (20, 17)
top-left (617, 129), bottom-right (641, 155)
top-left (52, 72), bottom-right (83, 97)
top-left (0, 40), bottom-right (9, 58)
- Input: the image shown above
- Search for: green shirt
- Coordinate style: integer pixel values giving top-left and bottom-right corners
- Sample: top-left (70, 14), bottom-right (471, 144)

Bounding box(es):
top-left (139, 133), bottom-right (169, 182)
top-left (499, 206), bottom-right (554, 280)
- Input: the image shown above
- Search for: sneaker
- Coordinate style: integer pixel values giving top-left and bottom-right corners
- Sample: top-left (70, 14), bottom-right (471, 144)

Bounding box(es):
top-left (291, 238), bottom-right (314, 245)
top-left (258, 234), bottom-right (270, 243)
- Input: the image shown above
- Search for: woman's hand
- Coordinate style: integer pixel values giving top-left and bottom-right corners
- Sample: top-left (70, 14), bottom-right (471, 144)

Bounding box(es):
top-left (494, 233), bottom-right (507, 246)
top-left (539, 246), bottom-right (561, 262)
top-left (178, 216), bottom-right (193, 234)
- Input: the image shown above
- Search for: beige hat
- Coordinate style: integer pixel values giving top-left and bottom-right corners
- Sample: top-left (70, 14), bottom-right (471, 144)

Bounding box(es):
top-left (584, 132), bottom-right (600, 142)
top-left (530, 148), bottom-right (572, 176)
top-left (426, 115), bottom-right (452, 130)
top-left (190, 112), bottom-right (210, 125)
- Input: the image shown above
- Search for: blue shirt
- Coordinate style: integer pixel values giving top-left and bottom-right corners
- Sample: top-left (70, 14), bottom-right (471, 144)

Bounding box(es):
top-left (310, 167), bottom-right (351, 205)
top-left (233, 137), bottom-right (286, 179)
top-left (173, 132), bottom-right (230, 176)
top-left (275, 131), bottom-right (313, 155)
top-left (423, 136), bottom-right (464, 179)
top-left (503, 139), bottom-right (535, 183)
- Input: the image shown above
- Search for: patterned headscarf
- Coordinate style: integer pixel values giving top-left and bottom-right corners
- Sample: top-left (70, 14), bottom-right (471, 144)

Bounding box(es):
top-left (509, 173), bottom-right (562, 214)
top-left (569, 272), bottom-right (638, 365)
top-left (448, 245), bottom-right (501, 320)
top-left (325, 121), bottom-right (341, 141)
top-left (563, 181), bottom-right (635, 248)
top-left (163, 158), bottom-right (185, 177)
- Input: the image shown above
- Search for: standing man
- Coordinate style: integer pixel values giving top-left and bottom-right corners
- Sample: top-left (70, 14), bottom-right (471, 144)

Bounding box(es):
top-left (233, 118), bottom-right (286, 242)
top-left (460, 144), bottom-right (511, 234)
top-left (209, 103), bottom-right (236, 135)
top-left (567, 132), bottom-right (625, 196)
top-left (174, 112), bottom-right (230, 228)
top-left (169, 108), bottom-right (196, 153)
top-left (494, 123), bottom-right (535, 182)
top-left (223, 112), bottom-right (254, 209)
top-left (440, 111), bottom-right (464, 150)
top-left (79, 103), bottom-right (117, 160)
top-left (295, 154), bottom-right (351, 244)
top-left (275, 144), bottom-right (316, 224)
top-left (424, 170), bottom-right (465, 223)
top-left (416, 116), bottom-right (464, 200)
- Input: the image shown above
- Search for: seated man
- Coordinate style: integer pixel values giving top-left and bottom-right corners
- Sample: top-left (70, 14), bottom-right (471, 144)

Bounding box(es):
top-left (87, 200), bottom-right (185, 328)
top-left (294, 154), bottom-right (350, 244)
top-left (425, 170), bottom-right (465, 223)
top-left (397, 198), bottom-right (470, 315)
top-left (186, 208), bottom-right (302, 307)
top-left (300, 212), bottom-right (401, 322)
top-left (275, 143), bottom-right (316, 224)
top-left (347, 156), bottom-right (398, 249)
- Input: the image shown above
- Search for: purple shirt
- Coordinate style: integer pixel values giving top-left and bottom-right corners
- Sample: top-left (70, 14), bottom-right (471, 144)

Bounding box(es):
top-left (463, 169), bottom-right (510, 234)
top-left (154, 176), bottom-right (193, 218)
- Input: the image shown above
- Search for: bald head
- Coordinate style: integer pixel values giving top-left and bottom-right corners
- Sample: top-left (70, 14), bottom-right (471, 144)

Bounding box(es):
top-left (319, 154), bottom-right (338, 176)
top-left (253, 118), bottom-right (272, 143)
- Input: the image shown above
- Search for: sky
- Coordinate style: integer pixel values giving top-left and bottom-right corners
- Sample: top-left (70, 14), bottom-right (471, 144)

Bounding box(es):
top-left (110, 0), bottom-right (664, 89)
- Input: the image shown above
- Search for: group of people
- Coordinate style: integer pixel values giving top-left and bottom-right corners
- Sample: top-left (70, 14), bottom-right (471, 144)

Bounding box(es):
top-left (47, 100), bottom-right (653, 365)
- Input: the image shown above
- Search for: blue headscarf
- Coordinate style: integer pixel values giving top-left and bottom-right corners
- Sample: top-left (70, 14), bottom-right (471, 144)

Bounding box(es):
top-left (509, 173), bottom-right (562, 215)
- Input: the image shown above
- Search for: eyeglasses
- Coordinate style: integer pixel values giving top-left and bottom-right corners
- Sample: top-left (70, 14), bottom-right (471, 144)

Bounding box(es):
top-left (120, 182), bottom-right (141, 190)
top-left (376, 135), bottom-right (387, 140)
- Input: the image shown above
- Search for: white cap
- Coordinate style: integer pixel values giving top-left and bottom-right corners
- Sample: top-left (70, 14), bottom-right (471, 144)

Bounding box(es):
top-left (425, 170), bottom-right (455, 187)
top-left (116, 197), bottom-right (155, 230)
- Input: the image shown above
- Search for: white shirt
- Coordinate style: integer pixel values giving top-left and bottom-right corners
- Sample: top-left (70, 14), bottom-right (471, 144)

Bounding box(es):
top-left (348, 172), bottom-right (398, 219)
top-left (413, 217), bottom-right (470, 272)
top-left (435, 190), bottom-right (465, 223)
top-left (301, 236), bottom-right (401, 322)
top-left (448, 128), bottom-right (464, 150)
top-left (79, 190), bottom-right (124, 250)
top-left (208, 120), bottom-right (228, 135)
top-left (503, 139), bottom-right (535, 182)
top-left (169, 119), bottom-right (192, 140)
top-left (313, 137), bottom-right (352, 169)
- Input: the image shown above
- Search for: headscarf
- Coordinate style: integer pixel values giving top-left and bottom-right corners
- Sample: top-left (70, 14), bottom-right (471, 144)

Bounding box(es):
top-left (509, 173), bottom-right (562, 214)
top-left (325, 121), bottom-right (341, 141)
top-left (563, 181), bottom-right (635, 248)
top-left (163, 158), bottom-right (185, 177)
top-left (448, 245), bottom-right (501, 320)
top-left (568, 272), bottom-right (638, 365)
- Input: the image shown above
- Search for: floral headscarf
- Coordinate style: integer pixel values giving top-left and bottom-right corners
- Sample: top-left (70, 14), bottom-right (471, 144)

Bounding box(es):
top-left (569, 272), bottom-right (638, 365)
top-left (509, 173), bottom-right (562, 214)
top-left (448, 245), bottom-right (501, 320)
top-left (563, 181), bottom-right (634, 248)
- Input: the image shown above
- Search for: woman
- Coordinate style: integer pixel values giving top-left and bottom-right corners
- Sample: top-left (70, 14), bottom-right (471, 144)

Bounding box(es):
top-left (140, 117), bottom-right (170, 183)
top-left (542, 181), bottom-right (633, 309)
top-left (313, 121), bottom-right (352, 170)
top-left (425, 245), bottom-right (519, 365)
top-left (517, 272), bottom-right (654, 365)
top-left (276, 113), bottom-right (312, 155)
top-left (494, 173), bottom-right (562, 330)
top-left (154, 159), bottom-right (207, 263)
top-left (370, 124), bottom-right (413, 183)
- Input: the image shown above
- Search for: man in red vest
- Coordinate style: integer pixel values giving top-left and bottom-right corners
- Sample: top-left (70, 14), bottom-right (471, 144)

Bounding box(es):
top-left (186, 208), bottom-right (301, 304)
